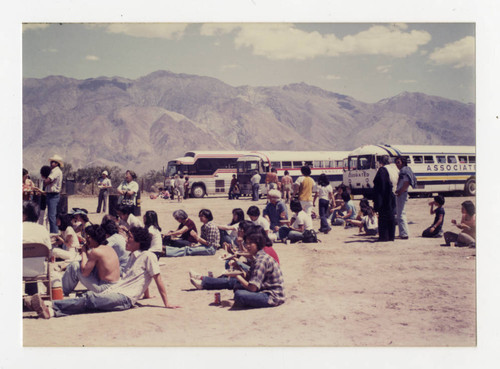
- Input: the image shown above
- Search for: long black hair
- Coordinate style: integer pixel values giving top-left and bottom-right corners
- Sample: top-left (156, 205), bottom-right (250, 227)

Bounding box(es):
top-left (144, 210), bottom-right (162, 232)
top-left (230, 208), bottom-right (245, 225)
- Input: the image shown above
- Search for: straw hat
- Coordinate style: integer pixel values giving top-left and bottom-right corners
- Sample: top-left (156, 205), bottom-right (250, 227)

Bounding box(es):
top-left (49, 154), bottom-right (64, 168)
top-left (102, 170), bottom-right (109, 176)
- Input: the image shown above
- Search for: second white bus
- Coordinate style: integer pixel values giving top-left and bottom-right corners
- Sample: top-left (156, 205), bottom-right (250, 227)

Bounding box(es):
top-left (343, 144), bottom-right (476, 197)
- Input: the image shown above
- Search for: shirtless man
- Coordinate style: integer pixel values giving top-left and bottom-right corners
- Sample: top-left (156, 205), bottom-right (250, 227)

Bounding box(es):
top-left (61, 225), bottom-right (120, 295)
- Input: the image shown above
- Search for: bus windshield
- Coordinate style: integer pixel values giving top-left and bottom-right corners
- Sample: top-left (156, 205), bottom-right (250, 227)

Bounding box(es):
top-left (237, 160), bottom-right (260, 174)
top-left (166, 161), bottom-right (179, 177)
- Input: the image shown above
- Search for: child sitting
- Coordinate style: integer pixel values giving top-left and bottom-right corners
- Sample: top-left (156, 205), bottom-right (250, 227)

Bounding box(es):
top-left (422, 195), bottom-right (445, 238)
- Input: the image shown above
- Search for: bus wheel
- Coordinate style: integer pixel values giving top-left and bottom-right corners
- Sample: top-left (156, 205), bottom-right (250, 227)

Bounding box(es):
top-left (191, 185), bottom-right (206, 198)
top-left (464, 178), bottom-right (476, 196)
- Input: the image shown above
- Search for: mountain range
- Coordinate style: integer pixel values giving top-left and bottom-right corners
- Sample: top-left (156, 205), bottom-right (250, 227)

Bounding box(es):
top-left (23, 70), bottom-right (475, 174)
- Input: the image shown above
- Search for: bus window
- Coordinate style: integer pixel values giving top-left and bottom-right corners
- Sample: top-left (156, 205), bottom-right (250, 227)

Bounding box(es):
top-left (458, 156), bottom-right (467, 163)
top-left (468, 156), bottom-right (476, 163)
top-left (271, 161), bottom-right (281, 169)
top-left (412, 156), bottom-right (423, 164)
top-left (358, 155), bottom-right (373, 170)
top-left (292, 161), bottom-right (302, 168)
top-left (304, 161), bottom-right (313, 167)
top-left (437, 156), bottom-right (446, 163)
top-left (313, 161), bottom-right (322, 168)
top-left (447, 156), bottom-right (457, 163)
top-left (424, 156), bottom-right (434, 163)
top-left (348, 157), bottom-right (357, 170)
top-left (282, 161), bottom-right (292, 168)
top-left (402, 155), bottom-right (411, 163)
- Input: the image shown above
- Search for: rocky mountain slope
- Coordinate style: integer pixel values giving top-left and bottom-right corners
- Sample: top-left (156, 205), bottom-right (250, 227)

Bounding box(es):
top-left (23, 70), bottom-right (475, 174)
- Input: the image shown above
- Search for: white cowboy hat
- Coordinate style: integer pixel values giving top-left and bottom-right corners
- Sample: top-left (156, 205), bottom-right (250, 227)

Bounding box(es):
top-left (102, 170), bottom-right (109, 176)
top-left (49, 154), bottom-right (64, 168)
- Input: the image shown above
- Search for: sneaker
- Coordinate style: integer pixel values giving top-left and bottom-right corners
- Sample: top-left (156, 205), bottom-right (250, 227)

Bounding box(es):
top-left (31, 294), bottom-right (51, 319)
top-left (190, 277), bottom-right (203, 290)
top-left (189, 270), bottom-right (203, 280)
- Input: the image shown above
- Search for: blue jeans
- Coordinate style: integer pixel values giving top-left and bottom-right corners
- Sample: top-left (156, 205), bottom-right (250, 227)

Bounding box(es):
top-left (278, 227), bottom-right (304, 243)
top-left (396, 191), bottom-right (409, 238)
top-left (96, 189), bottom-right (108, 213)
top-left (318, 199), bottom-right (331, 231)
top-left (52, 291), bottom-right (133, 317)
top-left (201, 276), bottom-right (241, 290)
top-left (234, 289), bottom-right (273, 308)
top-left (252, 183), bottom-right (260, 201)
top-left (46, 193), bottom-right (60, 233)
top-left (165, 245), bottom-right (216, 257)
top-left (62, 261), bottom-right (115, 295)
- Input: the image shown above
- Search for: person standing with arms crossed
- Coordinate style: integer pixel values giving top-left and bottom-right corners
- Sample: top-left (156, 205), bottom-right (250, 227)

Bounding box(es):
top-left (44, 154), bottom-right (64, 233)
top-left (394, 156), bottom-right (416, 239)
top-left (96, 171), bottom-right (112, 213)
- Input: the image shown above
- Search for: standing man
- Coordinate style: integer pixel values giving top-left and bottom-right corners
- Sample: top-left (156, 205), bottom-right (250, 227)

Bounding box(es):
top-left (395, 156), bottom-right (417, 239)
top-left (373, 155), bottom-right (396, 242)
top-left (44, 154), bottom-right (64, 233)
top-left (251, 170), bottom-right (261, 201)
top-left (294, 166), bottom-right (316, 216)
top-left (96, 171), bottom-right (112, 213)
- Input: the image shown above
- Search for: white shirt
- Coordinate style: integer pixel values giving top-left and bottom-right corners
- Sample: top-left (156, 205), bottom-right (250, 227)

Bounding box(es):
top-left (317, 184), bottom-right (333, 201)
top-left (46, 166), bottom-right (63, 193)
top-left (385, 164), bottom-right (400, 194)
top-left (251, 173), bottom-right (261, 185)
top-left (292, 210), bottom-right (313, 231)
top-left (98, 177), bottom-right (112, 190)
top-left (127, 214), bottom-right (144, 229)
top-left (362, 215), bottom-right (378, 230)
top-left (104, 250), bottom-right (160, 304)
top-left (252, 216), bottom-right (270, 232)
top-left (23, 221), bottom-right (51, 249)
top-left (148, 226), bottom-right (163, 253)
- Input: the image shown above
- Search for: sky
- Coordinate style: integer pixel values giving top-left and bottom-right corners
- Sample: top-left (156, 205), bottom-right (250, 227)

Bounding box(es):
top-left (22, 22), bottom-right (475, 103)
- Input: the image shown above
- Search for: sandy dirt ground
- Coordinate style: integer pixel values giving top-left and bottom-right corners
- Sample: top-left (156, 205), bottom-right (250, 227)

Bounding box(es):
top-left (23, 194), bottom-right (476, 347)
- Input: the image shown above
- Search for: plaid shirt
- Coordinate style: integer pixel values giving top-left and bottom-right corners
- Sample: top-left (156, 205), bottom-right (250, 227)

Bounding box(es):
top-left (248, 249), bottom-right (285, 306)
top-left (201, 221), bottom-right (220, 249)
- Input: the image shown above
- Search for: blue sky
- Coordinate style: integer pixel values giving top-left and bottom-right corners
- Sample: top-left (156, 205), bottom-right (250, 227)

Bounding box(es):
top-left (23, 22), bottom-right (475, 103)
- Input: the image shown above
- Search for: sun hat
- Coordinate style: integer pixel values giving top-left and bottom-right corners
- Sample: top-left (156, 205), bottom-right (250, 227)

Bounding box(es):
top-left (102, 170), bottom-right (109, 176)
top-left (49, 154), bottom-right (64, 168)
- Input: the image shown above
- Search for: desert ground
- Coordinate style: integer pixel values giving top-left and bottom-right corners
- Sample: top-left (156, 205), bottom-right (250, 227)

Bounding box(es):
top-left (23, 194), bottom-right (476, 347)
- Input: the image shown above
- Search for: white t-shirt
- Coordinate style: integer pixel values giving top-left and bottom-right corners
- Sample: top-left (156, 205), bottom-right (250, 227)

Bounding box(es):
top-left (148, 226), bottom-right (163, 253)
top-left (362, 215), bottom-right (378, 230)
top-left (385, 164), bottom-right (400, 194)
top-left (317, 184), bottom-right (333, 201)
top-left (252, 216), bottom-right (270, 232)
top-left (23, 221), bottom-right (51, 249)
top-left (292, 210), bottom-right (313, 231)
top-left (251, 173), bottom-right (261, 185)
top-left (127, 214), bottom-right (144, 229)
top-left (103, 250), bottom-right (160, 305)
top-left (46, 166), bottom-right (63, 193)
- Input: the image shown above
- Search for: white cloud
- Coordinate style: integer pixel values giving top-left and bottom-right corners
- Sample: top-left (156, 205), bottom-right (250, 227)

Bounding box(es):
top-left (105, 23), bottom-right (188, 40)
top-left (202, 23), bottom-right (432, 61)
top-left (325, 74), bottom-right (341, 80)
top-left (399, 79), bottom-right (417, 84)
top-left (85, 55), bottom-right (100, 61)
top-left (23, 24), bottom-right (50, 32)
top-left (428, 36), bottom-right (475, 68)
top-left (377, 65), bottom-right (392, 74)
top-left (42, 48), bottom-right (58, 53)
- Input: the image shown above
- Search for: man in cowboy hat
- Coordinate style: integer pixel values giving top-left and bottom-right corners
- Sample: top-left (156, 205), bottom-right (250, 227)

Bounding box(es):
top-left (44, 154), bottom-right (64, 233)
top-left (96, 170), bottom-right (112, 213)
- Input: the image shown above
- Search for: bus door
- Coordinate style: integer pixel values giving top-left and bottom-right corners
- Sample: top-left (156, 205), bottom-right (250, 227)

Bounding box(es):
top-left (237, 159), bottom-right (262, 196)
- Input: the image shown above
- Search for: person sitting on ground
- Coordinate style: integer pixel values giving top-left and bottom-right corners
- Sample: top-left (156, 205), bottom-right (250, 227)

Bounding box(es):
top-left (422, 195), bottom-right (446, 238)
top-left (52, 213), bottom-right (81, 261)
top-left (116, 204), bottom-right (143, 230)
top-left (346, 206), bottom-right (378, 236)
top-left (189, 232), bottom-right (285, 309)
top-left (163, 209), bottom-right (199, 248)
top-left (278, 199), bottom-right (313, 243)
top-left (27, 226), bottom-right (180, 319)
top-left (165, 209), bottom-right (219, 257)
top-left (61, 225), bottom-right (120, 296)
top-left (263, 190), bottom-right (288, 241)
top-left (331, 191), bottom-right (357, 226)
top-left (70, 208), bottom-right (92, 243)
top-left (144, 210), bottom-right (163, 260)
top-left (100, 216), bottom-right (130, 274)
top-left (218, 208), bottom-right (245, 248)
top-left (444, 200), bottom-right (475, 247)
top-left (247, 205), bottom-right (271, 236)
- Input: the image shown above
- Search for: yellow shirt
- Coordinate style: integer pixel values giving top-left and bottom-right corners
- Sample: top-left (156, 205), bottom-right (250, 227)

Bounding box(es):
top-left (298, 176), bottom-right (314, 202)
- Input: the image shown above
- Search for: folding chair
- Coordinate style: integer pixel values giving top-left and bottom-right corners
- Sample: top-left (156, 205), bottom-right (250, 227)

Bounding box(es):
top-left (23, 243), bottom-right (53, 300)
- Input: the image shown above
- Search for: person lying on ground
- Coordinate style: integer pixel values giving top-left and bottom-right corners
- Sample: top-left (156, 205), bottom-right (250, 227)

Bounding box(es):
top-left (188, 232), bottom-right (285, 309)
top-left (26, 226), bottom-right (180, 319)
top-left (61, 225), bottom-right (120, 296)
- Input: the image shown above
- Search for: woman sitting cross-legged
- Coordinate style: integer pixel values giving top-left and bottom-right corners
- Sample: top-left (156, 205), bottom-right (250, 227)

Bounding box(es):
top-left (189, 232), bottom-right (285, 309)
top-left (277, 199), bottom-right (313, 243)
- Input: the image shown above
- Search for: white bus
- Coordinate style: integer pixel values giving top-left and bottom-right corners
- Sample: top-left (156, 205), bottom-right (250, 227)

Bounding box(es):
top-left (343, 144), bottom-right (476, 197)
top-left (166, 151), bottom-right (252, 197)
top-left (236, 151), bottom-right (350, 196)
